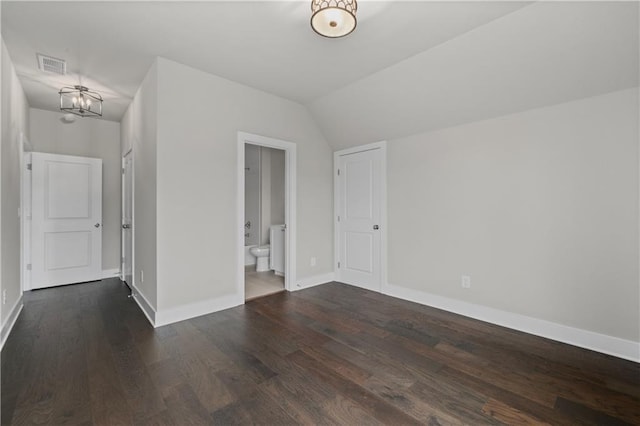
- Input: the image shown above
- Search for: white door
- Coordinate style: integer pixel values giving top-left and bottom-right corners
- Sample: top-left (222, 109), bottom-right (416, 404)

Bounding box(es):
top-left (336, 146), bottom-right (384, 291)
top-left (31, 152), bottom-right (102, 289)
top-left (122, 152), bottom-right (133, 288)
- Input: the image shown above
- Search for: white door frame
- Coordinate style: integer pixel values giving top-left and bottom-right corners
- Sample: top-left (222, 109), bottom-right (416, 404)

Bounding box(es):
top-left (121, 149), bottom-right (134, 287)
top-left (237, 132), bottom-right (296, 300)
top-left (20, 132), bottom-right (33, 292)
top-left (334, 141), bottom-right (388, 292)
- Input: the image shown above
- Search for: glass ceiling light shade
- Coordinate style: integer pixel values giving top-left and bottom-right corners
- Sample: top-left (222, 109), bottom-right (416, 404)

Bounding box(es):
top-left (311, 0), bottom-right (357, 38)
top-left (59, 85), bottom-right (103, 118)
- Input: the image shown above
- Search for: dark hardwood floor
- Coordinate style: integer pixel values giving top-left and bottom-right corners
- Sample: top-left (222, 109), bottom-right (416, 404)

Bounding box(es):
top-left (2, 278), bottom-right (639, 425)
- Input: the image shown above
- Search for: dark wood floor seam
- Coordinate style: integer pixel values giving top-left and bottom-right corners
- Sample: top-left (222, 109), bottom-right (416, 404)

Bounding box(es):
top-left (2, 279), bottom-right (639, 425)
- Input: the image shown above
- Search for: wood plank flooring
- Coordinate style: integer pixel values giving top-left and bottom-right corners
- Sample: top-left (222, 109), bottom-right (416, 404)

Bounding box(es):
top-left (2, 278), bottom-right (639, 425)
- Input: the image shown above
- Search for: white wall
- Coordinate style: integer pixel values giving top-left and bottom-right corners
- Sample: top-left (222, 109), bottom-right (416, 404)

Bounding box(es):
top-left (1, 39), bottom-right (29, 329)
top-left (244, 145), bottom-right (286, 247)
top-left (244, 144), bottom-right (260, 246)
top-left (155, 57), bottom-right (333, 312)
top-left (258, 146), bottom-right (285, 245)
top-left (29, 108), bottom-right (121, 272)
top-left (120, 60), bottom-right (158, 309)
top-left (387, 88), bottom-right (639, 343)
top-left (260, 146), bottom-right (271, 245)
top-left (270, 148), bottom-right (285, 229)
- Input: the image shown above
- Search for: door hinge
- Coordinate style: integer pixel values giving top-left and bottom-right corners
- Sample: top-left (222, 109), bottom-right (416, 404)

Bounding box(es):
top-left (121, 257), bottom-right (124, 264)
top-left (337, 215), bottom-right (340, 222)
top-left (26, 263), bottom-right (32, 271)
top-left (337, 261), bottom-right (341, 269)
top-left (337, 169), bottom-right (340, 176)
top-left (122, 168), bottom-right (125, 174)
top-left (26, 163), bottom-right (32, 170)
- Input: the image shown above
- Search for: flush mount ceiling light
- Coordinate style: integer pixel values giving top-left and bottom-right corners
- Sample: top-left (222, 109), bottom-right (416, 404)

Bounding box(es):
top-left (59, 85), bottom-right (103, 118)
top-left (311, 0), bottom-right (357, 38)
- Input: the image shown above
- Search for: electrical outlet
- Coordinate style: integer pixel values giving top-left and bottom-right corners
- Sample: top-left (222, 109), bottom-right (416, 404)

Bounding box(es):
top-left (461, 275), bottom-right (471, 289)
top-left (310, 257), bottom-right (316, 267)
top-left (2, 290), bottom-right (6, 305)
top-left (140, 270), bottom-right (144, 283)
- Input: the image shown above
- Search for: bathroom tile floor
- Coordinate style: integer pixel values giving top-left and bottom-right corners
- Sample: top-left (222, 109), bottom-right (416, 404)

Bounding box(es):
top-left (245, 265), bottom-right (285, 301)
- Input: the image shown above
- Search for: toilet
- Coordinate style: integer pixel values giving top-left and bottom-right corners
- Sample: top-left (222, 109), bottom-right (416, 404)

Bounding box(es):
top-left (249, 245), bottom-right (270, 272)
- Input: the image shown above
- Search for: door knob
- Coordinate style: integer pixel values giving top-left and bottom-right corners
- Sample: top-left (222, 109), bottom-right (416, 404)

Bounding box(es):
top-left (94, 223), bottom-right (101, 228)
top-left (122, 224), bottom-right (131, 229)
top-left (373, 225), bottom-right (379, 230)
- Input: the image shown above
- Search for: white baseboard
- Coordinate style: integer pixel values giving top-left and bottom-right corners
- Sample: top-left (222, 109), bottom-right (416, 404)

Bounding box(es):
top-left (383, 282), bottom-right (639, 363)
top-left (154, 293), bottom-right (243, 327)
top-left (294, 272), bottom-right (335, 291)
top-left (131, 285), bottom-right (156, 327)
top-left (1, 295), bottom-right (24, 350)
top-left (101, 268), bottom-right (121, 279)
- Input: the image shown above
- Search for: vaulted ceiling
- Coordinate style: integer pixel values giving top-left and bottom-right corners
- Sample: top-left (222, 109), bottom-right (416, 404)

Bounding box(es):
top-left (2, 1), bottom-right (638, 147)
top-left (309, 1), bottom-right (640, 148)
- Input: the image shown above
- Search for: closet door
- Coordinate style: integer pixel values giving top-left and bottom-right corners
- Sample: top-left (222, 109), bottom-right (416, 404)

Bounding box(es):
top-left (31, 152), bottom-right (103, 289)
top-left (336, 147), bottom-right (383, 291)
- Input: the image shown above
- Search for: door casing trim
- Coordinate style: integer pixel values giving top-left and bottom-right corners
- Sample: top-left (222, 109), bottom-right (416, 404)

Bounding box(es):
top-left (121, 149), bottom-right (134, 287)
top-left (237, 132), bottom-right (297, 301)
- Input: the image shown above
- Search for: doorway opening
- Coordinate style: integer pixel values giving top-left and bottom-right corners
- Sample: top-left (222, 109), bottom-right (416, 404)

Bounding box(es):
top-left (237, 132), bottom-right (296, 302)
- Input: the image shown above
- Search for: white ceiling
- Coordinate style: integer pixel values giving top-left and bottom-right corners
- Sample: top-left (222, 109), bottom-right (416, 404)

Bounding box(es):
top-left (1, 1), bottom-right (529, 122)
top-left (309, 1), bottom-right (640, 148)
top-left (2, 1), bottom-right (637, 145)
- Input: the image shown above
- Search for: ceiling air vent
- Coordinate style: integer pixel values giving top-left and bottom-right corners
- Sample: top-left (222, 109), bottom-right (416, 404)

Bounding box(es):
top-left (36, 53), bottom-right (66, 75)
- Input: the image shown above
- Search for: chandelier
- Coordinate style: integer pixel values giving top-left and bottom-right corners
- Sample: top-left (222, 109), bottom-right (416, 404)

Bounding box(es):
top-left (311, 0), bottom-right (357, 38)
top-left (59, 85), bottom-right (103, 118)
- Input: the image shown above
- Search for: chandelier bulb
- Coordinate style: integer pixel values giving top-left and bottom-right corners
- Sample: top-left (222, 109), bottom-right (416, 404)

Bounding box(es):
top-left (59, 85), bottom-right (103, 118)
